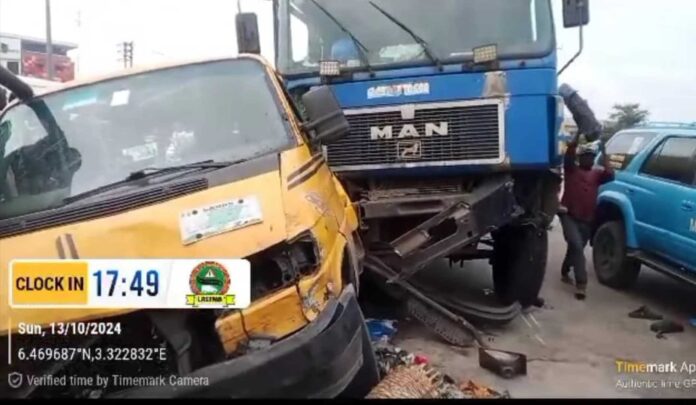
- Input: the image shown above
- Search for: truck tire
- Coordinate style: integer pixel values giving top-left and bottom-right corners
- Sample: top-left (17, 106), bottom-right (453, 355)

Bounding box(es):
top-left (592, 221), bottom-right (641, 289)
top-left (492, 226), bottom-right (548, 307)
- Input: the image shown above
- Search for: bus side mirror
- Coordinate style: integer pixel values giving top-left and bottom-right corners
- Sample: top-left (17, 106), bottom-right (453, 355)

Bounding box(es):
top-left (301, 86), bottom-right (349, 145)
top-left (236, 13), bottom-right (261, 54)
top-left (563, 0), bottom-right (590, 28)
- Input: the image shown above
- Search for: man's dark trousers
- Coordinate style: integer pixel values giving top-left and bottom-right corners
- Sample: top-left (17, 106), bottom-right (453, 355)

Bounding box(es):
top-left (559, 213), bottom-right (592, 287)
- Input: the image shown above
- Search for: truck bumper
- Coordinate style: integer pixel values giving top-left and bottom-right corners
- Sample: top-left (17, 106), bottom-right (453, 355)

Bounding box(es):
top-left (368, 175), bottom-right (517, 277)
top-left (110, 286), bottom-right (375, 398)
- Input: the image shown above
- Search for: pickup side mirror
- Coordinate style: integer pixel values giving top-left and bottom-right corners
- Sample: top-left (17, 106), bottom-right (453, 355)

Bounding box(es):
top-left (301, 86), bottom-right (349, 145)
top-left (563, 0), bottom-right (590, 28)
top-left (236, 13), bottom-right (261, 54)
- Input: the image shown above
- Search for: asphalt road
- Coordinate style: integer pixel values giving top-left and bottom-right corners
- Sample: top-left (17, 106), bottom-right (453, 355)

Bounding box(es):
top-left (384, 219), bottom-right (696, 398)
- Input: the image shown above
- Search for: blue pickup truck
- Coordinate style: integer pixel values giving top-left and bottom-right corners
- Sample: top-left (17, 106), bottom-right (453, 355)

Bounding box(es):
top-left (593, 123), bottom-right (696, 289)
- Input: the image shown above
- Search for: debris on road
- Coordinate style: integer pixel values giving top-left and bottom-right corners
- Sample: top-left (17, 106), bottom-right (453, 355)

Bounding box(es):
top-left (366, 318), bottom-right (398, 343)
top-left (650, 319), bottom-right (685, 339)
top-left (371, 345), bottom-right (508, 399)
top-left (460, 380), bottom-right (507, 398)
top-left (370, 327), bottom-right (508, 399)
top-left (374, 344), bottom-right (416, 375)
top-left (367, 364), bottom-right (441, 399)
top-left (479, 347), bottom-right (528, 379)
top-left (628, 305), bottom-right (663, 320)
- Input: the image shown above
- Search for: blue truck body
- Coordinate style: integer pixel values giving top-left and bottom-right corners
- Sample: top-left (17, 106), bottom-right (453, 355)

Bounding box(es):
top-left (244, 0), bottom-right (591, 311)
top-left (284, 50), bottom-right (562, 177)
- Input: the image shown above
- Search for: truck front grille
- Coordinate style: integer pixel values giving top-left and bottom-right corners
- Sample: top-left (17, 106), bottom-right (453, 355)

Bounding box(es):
top-left (326, 100), bottom-right (505, 171)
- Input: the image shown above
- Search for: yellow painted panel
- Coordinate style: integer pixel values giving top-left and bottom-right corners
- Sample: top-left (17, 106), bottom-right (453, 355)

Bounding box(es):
top-left (215, 287), bottom-right (307, 354)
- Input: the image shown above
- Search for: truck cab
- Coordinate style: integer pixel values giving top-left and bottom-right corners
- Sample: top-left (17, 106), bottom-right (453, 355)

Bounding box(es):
top-left (278, 0), bottom-right (560, 171)
top-left (237, 0), bottom-right (590, 310)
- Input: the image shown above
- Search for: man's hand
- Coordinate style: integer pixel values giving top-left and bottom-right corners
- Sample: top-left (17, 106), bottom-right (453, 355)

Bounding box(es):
top-left (599, 140), bottom-right (609, 163)
top-left (568, 133), bottom-right (580, 147)
top-left (564, 134), bottom-right (579, 170)
top-left (598, 139), bottom-right (614, 177)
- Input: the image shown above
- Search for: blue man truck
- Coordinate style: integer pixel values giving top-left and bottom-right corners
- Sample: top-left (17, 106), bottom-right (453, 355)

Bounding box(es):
top-left (236, 0), bottom-right (591, 338)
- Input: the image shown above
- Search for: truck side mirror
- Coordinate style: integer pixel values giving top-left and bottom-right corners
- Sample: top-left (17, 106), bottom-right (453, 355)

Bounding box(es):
top-left (563, 0), bottom-right (590, 28)
top-left (301, 86), bottom-right (349, 145)
top-left (236, 13), bottom-right (261, 54)
top-left (0, 88), bottom-right (7, 111)
top-left (0, 65), bottom-right (34, 101)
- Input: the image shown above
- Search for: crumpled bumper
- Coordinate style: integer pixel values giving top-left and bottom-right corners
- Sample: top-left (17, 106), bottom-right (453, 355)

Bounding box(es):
top-left (110, 285), bottom-right (376, 398)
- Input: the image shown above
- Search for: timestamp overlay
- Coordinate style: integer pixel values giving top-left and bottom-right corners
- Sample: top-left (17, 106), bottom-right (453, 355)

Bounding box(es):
top-left (4, 259), bottom-right (250, 397)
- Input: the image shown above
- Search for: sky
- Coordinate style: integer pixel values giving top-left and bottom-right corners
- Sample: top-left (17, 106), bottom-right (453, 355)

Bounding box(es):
top-left (1, 0), bottom-right (695, 122)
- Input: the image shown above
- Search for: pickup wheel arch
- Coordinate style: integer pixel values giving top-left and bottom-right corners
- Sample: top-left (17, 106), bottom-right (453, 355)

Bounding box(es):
top-left (594, 195), bottom-right (638, 248)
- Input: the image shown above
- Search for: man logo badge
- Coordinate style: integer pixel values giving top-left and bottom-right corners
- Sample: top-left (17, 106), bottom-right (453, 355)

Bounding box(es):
top-left (397, 141), bottom-right (422, 160)
top-left (371, 122), bottom-right (448, 140)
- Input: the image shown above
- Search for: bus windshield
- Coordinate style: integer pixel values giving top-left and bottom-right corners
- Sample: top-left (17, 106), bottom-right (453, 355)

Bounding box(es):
top-left (0, 59), bottom-right (291, 219)
top-left (277, 0), bottom-right (554, 75)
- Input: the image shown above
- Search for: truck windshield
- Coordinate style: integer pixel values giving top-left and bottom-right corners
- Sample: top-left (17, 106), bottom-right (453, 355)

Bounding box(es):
top-left (277, 0), bottom-right (554, 75)
top-left (0, 59), bottom-right (291, 219)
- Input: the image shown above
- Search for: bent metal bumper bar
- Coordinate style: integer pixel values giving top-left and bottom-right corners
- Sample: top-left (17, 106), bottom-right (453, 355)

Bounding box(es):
top-left (385, 175), bottom-right (517, 284)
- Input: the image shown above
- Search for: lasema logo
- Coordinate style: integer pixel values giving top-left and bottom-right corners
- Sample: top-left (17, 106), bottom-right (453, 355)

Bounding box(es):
top-left (370, 122), bottom-right (449, 140)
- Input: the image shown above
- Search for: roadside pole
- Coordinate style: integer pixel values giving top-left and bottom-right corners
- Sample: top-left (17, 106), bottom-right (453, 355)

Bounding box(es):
top-left (45, 0), bottom-right (54, 80)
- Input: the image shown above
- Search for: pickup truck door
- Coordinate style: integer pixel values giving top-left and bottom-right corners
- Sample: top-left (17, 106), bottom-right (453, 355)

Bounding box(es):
top-left (672, 153), bottom-right (696, 271)
top-left (602, 131), bottom-right (658, 247)
top-left (629, 172), bottom-right (670, 255)
top-left (637, 137), bottom-right (696, 268)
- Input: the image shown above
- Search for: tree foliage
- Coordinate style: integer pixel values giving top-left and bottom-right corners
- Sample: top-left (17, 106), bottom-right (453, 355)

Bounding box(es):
top-left (603, 103), bottom-right (650, 138)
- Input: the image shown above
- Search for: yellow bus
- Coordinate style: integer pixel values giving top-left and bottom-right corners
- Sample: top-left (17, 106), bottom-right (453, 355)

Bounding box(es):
top-left (0, 56), bottom-right (377, 398)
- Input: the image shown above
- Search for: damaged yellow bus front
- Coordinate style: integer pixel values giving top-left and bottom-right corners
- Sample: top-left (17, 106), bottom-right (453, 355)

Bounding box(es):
top-left (0, 56), bottom-right (377, 398)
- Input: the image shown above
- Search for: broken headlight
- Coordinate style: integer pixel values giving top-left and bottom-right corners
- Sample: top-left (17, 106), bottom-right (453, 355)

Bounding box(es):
top-left (247, 232), bottom-right (320, 302)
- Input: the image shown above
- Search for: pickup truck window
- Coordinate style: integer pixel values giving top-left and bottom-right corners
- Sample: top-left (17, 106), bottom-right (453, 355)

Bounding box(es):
top-left (640, 137), bottom-right (696, 186)
top-left (604, 131), bottom-right (657, 170)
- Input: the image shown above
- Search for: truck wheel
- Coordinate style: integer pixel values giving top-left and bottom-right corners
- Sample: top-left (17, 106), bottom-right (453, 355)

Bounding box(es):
top-left (492, 226), bottom-right (548, 307)
top-left (592, 221), bottom-right (640, 289)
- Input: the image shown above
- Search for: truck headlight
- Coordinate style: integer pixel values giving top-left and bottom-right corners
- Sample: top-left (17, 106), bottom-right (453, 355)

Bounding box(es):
top-left (319, 60), bottom-right (341, 77)
top-left (473, 44), bottom-right (498, 64)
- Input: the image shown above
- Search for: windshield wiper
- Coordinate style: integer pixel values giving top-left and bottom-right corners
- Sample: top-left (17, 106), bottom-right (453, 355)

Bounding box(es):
top-left (125, 160), bottom-right (235, 181)
top-left (63, 160), bottom-right (235, 205)
top-left (368, 1), bottom-right (442, 71)
top-left (308, 0), bottom-right (374, 75)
